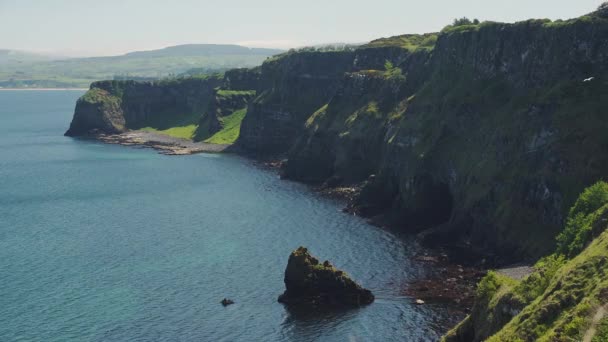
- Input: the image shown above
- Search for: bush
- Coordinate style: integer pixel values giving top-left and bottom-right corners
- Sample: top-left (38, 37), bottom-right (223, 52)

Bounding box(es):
top-left (442, 17), bottom-right (481, 33)
top-left (556, 181), bottom-right (608, 256)
top-left (452, 17), bottom-right (480, 26)
top-left (383, 60), bottom-right (403, 79)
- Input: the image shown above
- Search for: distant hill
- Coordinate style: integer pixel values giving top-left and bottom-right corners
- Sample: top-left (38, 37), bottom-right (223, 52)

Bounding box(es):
top-left (0, 49), bottom-right (57, 64)
top-left (122, 44), bottom-right (282, 58)
top-left (0, 44), bottom-right (284, 88)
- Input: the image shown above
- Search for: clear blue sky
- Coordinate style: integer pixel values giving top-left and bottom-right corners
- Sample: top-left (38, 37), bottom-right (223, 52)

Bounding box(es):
top-left (0, 0), bottom-right (602, 56)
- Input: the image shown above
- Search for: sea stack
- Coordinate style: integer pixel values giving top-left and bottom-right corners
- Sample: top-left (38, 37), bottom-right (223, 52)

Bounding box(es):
top-left (278, 247), bottom-right (374, 307)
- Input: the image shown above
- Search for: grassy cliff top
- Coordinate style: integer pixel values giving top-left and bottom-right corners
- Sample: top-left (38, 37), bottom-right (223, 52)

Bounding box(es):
top-left (362, 33), bottom-right (438, 51)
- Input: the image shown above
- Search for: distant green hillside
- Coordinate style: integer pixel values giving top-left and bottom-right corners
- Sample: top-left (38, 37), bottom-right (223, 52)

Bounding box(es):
top-left (0, 49), bottom-right (57, 64)
top-left (0, 44), bottom-right (283, 88)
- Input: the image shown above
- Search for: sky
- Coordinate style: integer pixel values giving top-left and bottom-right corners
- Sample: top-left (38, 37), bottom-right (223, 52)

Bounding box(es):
top-left (0, 0), bottom-right (603, 57)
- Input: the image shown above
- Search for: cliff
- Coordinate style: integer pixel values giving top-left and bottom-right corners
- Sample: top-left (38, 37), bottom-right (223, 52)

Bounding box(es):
top-left (236, 37), bottom-right (433, 154)
top-left (444, 182), bottom-right (608, 341)
top-left (65, 76), bottom-right (223, 137)
top-left (279, 14), bottom-right (608, 262)
top-left (65, 10), bottom-right (608, 264)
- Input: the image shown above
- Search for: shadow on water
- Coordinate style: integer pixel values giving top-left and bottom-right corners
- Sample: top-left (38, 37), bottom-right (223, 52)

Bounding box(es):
top-left (280, 304), bottom-right (364, 340)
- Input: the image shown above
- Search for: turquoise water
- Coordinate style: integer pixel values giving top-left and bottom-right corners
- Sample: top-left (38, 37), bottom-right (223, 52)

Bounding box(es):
top-left (0, 91), bottom-right (448, 341)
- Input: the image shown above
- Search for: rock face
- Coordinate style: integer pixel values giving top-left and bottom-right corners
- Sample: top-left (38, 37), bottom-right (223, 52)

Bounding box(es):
top-left (65, 88), bottom-right (126, 136)
top-left (236, 46), bottom-right (414, 155)
top-left (277, 247), bottom-right (374, 307)
top-left (64, 10), bottom-right (608, 264)
top-left (65, 77), bottom-right (222, 137)
top-left (277, 14), bottom-right (608, 261)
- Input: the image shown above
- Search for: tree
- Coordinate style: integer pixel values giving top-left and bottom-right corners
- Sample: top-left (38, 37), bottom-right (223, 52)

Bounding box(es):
top-left (597, 1), bottom-right (608, 18)
top-left (451, 17), bottom-right (481, 27)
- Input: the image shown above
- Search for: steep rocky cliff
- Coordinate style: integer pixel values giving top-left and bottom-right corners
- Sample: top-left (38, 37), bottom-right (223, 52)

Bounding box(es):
top-left (236, 39), bottom-right (429, 154)
top-left (65, 77), bottom-right (222, 137)
top-left (66, 10), bottom-right (608, 263)
top-left (280, 13), bottom-right (608, 261)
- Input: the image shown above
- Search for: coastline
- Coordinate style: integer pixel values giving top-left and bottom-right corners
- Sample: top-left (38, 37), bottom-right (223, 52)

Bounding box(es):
top-left (258, 158), bottom-right (485, 325)
top-left (76, 130), bottom-right (231, 155)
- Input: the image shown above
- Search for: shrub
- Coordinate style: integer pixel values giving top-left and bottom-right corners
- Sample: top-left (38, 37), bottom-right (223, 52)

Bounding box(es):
top-left (383, 60), bottom-right (403, 79)
top-left (556, 181), bottom-right (608, 256)
top-left (442, 17), bottom-right (481, 33)
top-left (452, 17), bottom-right (480, 26)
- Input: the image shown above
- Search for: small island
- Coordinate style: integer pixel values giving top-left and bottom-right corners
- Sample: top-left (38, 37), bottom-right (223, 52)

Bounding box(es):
top-left (278, 247), bottom-right (374, 307)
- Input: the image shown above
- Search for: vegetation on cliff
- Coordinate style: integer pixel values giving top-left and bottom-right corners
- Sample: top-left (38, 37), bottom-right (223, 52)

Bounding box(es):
top-left (444, 182), bottom-right (608, 341)
top-left (363, 33), bottom-right (438, 51)
top-left (202, 108), bottom-right (247, 144)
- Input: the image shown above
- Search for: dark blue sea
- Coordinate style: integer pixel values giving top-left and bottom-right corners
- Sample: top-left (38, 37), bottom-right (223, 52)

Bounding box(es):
top-left (0, 90), bottom-right (450, 341)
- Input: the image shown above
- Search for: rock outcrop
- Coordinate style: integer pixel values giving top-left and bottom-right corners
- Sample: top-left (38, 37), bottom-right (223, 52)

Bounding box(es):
top-left (277, 247), bottom-right (374, 307)
top-left (65, 77), bottom-right (222, 137)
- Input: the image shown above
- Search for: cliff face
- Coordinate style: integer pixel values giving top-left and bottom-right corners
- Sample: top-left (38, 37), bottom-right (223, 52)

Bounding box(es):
top-left (65, 88), bottom-right (126, 136)
top-left (237, 50), bottom-right (357, 154)
top-left (65, 77), bottom-right (222, 136)
top-left (281, 15), bottom-right (608, 261)
top-left (65, 12), bottom-right (608, 263)
top-left (236, 44), bottom-right (419, 154)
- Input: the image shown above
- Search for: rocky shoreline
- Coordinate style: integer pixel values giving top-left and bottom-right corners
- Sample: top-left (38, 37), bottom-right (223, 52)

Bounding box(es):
top-left (256, 158), bottom-right (489, 316)
top-left (82, 131), bottom-right (231, 155)
top-left (75, 126), bottom-right (527, 335)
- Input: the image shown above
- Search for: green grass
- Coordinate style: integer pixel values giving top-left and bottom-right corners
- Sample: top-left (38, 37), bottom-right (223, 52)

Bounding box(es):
top-left (445, 182), bottom-right (608, 341)
top-left (139, 106), bottom-right (246, 142)
top-left (135, 108), bottom-right (202, 140)
top-left (363, 33), bottom-right (438, 51)
top-left (204, 108), bottom-right (247, 144)
top-left (556, 182), bottom-right (608, 257)
top-left (139, 125), bottom-right (197, 139)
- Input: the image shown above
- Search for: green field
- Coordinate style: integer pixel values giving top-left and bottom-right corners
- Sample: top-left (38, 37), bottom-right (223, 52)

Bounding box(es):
top-left (0, 45), bottom-right (282, 88)
top-left (204, 108), bottom-right (247, 144)
top-left (138, 108), bottom-right (247, 145)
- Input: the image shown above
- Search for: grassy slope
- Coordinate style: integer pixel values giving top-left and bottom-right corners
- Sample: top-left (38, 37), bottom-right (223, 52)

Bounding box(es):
top-left (444, 182), bottom-right (608, 341)
top-left (137, 110), bottom-right (201, 140)
top-left (204, 108), bottom-right (247, 144)
top-left (362, 33), bottom-right (438, 51)
top-left (140, 107), bottom-right (247, 144)
top-left (139, 125), bottom-right (198, 140)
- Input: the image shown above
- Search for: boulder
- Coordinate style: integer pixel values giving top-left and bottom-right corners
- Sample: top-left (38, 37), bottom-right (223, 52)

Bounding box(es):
top-left (277, 247), bottom-right (374, 307)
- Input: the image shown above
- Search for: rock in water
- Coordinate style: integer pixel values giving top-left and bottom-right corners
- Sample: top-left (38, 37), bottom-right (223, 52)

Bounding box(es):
top-left (277, 247), bottom-right (374, 307)
top-left (221, 298), bottom-right (234, 306)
